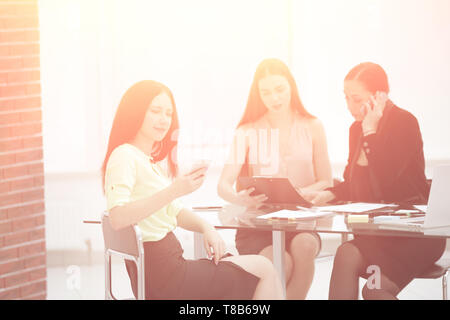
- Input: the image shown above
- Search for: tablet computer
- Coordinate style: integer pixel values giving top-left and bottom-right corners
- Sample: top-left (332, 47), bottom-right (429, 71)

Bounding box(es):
top-left (237, 176), bottom-right (313, 208)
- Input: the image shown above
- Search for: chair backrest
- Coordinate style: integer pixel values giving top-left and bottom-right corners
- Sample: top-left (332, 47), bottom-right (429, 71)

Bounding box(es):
top-left (101, 212), bottom-right (143, 257)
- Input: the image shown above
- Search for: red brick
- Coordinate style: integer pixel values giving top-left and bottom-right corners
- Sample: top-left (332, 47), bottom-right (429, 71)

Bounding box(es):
top-left (0, 208), bottom-right (8, 220)
top-left (0, 17), bottom-right (39, 29)
top-left (20, 110), bottom-right (41, 122)
top-left (0, 259), bottom-right (25, 275)
top-left (20, 188), bottom-right (44, 202)
top-left (22, 56), bottom-right (39, 68)
top-left (0, 112), bottom-right (21, 124)
top-left (0, 278), bottom-right (4, 289)
top-left (27, 162), bottom-right (43, 174)
top-left (0, 153), bottom-right (15, 166)
top-left (20, 280), bottom-right (46, 298)
top-left (4, 231), bottom-right (29, 246)
top-left (6, 43), bottom-right (40, 57)
top-left (0, 30), bottom-right (39, 43)
top-left (0, 220), bottom-right (12, 233)
top-left (0, 287), bottom-right (20, 299)
top-left (9, 123), bottom-right (42, 137)
top-left (29, 267), bottom-right (46, 281)
top-left (0, 247), bottom-right (18, 262)
top-left (12, 215), bottom-right (37, 231)
top-left (9, 177), bottom-right (34, 191)
top-left (0, 125), bottom-right (10, 137)
top-left (8, 202), bottom-right (44, 219)
top-left (4, 271), bottom-right (30, 287)
top-left (23, 292), bottom-right (46, 300)
top-left (0, 57), bottom-right (22, 69)
top-left (7, 70), bottom-right (40, 83)
top-left (22, 136), bottom-right (42, 149)
top-left (33, 175), bottom-right (43, 187)
top-left (0, 84), bottom-right (27, 97)
top-left (18, 241), bottom-right (45, 257)
top-left (24, 254), bottom-right (45, 268)
top-left (3, 164), bottom-right (28, 179)
top-left (0, 192), bottom-right (21, 206)
top-left (15, 149), bottom-right (43, 163)
top-left (0, 96), bottom-right (41, 112)
top-left (28, 227), bottom-right (44, 241)
top-left (0, 180), bottom-right (9, 193)
top-left (0, 138), bottom-right (22, 152)
top-left (1, 3), bottom-right (38, 16)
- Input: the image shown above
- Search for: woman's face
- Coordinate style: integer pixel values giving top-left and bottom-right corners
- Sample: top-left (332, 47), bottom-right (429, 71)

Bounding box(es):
top-left (258, 74), bottom-right (291, 114)
top-left (139, 92), bottom-right (173, 142)
top-left (344, 80), bottom-right (372, 121)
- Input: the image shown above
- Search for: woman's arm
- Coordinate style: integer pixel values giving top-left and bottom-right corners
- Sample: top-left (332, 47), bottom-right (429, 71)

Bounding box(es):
top-left (217, 128), bottom-right (267, 207)
top-left (177, 208), bottom-right (226, 264)
top-left (109, 167), bottom-right (206, 230)
top-left (301, 118), bottom-right (333, 192)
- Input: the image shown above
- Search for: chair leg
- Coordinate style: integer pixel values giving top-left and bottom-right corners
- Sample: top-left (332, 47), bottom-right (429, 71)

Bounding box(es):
top-left (105, 253), bottom-right (112, 300)
top-left (443, 270), bottom-right (449, 300)
top-left (137, 257), bottom-right (145, 300)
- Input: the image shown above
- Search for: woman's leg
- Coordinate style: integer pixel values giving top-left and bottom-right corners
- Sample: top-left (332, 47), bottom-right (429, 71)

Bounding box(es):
top-left (361, 273), bottom-right (401, 300)
top-left (258, 245), bottom-right (294, 283)
top-left (287, 233), bottom-right (321, 299)
top-left (221, 254), bottom-right (284, 300)
top-left (329, 242), bottom-right (368, 300)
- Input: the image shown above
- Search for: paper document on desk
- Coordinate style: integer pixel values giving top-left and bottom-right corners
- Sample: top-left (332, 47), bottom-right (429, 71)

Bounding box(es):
top-left (413, 205), bottom-right (427, 212)
top-left (316, 202), bottom-right (397, 213)
top-left (257, 209), bottom-right (333, 220)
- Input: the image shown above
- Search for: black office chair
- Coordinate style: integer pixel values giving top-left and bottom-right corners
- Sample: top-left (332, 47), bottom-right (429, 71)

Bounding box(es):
top-left (416, 258), bottom-right (449, 300)
top-left (101, 212), bottom-right (145, 300)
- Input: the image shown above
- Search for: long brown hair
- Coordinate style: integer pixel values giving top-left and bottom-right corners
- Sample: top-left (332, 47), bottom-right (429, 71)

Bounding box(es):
top-left (237, 58), bottom-right (315, 129)
top-left (101, 80), bottom-right (179, 191)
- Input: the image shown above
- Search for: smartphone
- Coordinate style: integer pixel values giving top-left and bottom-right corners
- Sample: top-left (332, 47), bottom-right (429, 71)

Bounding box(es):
top-left (187, 161), bottom-right (211, 175)
top-left (360, 97), bottom-right (374, 117)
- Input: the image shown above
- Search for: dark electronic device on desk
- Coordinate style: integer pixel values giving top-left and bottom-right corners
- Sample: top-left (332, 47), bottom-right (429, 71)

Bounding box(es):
top-left (238, 176), bottom-right (312, 210)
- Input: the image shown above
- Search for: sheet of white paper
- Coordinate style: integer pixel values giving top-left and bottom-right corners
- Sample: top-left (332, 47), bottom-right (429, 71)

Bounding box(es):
top-left (257, 209), bottom-right (333, 220)
top-left (413, 205), bottom-right (427, 212)
top-left (316, 202), bottom-right (397, 213)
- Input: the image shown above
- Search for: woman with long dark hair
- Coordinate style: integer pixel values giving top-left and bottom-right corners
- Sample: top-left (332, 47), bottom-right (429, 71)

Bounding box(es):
top-left (102, 80), bottom-right (284, 299)
top-left (217, 58), bottom-right (333, 299)
top-left (310, 62), bottom-right (446, 299)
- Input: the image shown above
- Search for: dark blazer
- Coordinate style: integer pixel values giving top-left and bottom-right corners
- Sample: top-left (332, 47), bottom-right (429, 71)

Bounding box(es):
top-left (329, 102), bottom-right (430, 204)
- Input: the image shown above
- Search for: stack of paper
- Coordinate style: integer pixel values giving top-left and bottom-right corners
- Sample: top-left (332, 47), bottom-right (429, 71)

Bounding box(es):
top-left (256, 209), bottom-right (333, 220)
top-left (316, 202), bottom-right (397, 213)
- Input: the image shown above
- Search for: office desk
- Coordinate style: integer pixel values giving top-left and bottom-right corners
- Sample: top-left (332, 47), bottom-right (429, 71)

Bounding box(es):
top-left (192, 205), bottom-right (450, 298)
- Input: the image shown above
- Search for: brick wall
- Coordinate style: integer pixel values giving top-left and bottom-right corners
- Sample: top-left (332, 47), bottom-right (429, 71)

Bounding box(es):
top-left (0, 0), bottom-right (46, 300)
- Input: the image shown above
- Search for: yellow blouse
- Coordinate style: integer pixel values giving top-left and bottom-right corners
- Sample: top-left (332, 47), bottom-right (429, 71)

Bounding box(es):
top-left (104, 143), bottom-right (184, 242)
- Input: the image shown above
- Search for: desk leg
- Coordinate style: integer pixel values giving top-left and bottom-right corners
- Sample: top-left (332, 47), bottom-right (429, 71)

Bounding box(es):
top-left (272, 230), bottom-right (287, 299)
top-left (194, 232), bottom-right (206, 259)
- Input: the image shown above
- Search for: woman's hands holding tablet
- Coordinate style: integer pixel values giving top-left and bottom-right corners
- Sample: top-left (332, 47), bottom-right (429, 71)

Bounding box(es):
top-left (236, 187), bottom-right (268, 209)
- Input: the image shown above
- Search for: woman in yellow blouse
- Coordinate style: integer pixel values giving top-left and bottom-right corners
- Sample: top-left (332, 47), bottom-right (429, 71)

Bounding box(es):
top-left (101, 80), bottom-right (284, 300)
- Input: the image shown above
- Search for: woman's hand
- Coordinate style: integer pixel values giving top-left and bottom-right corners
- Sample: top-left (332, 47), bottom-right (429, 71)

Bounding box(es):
top-left (309, 190), bottom-right (336, 206)
top-left (202, 226), bottom-right (226, 265)
top-left (236, 188), bottom-right (268, 209)
top-left (361, 91), bottom-right (388, 135)
top-left (170, 166), bottom-right (207, 197)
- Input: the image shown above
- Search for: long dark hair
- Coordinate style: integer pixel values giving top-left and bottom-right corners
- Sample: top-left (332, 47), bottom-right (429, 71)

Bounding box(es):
top-left (237, 58), bottom-right (315, 129)
top-left (345, 62), bottom-right (390, 94)
top-left (101, 80), bottom-right (179, 191)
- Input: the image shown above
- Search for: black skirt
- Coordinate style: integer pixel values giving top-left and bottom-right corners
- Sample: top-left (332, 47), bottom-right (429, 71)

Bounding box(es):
top-left (124, 232), bottom-right (259, 300)
top-left (235, 229), bottom-right (322, 256)
top-left (351, 235), bottom-right (446, 289)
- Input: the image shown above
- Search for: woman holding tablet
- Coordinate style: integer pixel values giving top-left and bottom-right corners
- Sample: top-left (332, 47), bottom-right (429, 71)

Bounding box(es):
top-left (310, 62), bottom-right (446, 299)
top-left (217, 58), bottom-right (333, 299)
top-left (102, 80), bottom-right (284, 300)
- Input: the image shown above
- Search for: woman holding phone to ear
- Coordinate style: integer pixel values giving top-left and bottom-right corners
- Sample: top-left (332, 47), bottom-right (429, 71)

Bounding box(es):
top-left (102, 80), bottom-right (284, 300)
top-left (218, 58), bottom-right (333, 299)
top-left (310, 62), bottom-right (446, 299)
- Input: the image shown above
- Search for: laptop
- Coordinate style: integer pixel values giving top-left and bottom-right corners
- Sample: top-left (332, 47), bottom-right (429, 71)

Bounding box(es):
top-left (237, 176), bottom-right (313, 210)
top-left (377, 165), bottom-right (450, 231)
